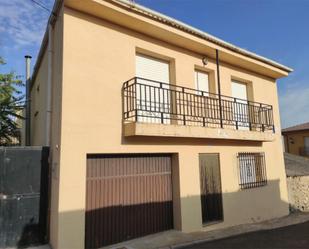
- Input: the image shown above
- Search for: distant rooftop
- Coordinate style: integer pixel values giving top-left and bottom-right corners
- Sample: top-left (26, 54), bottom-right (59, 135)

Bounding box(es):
top-left (282, 122), bottom-right (309, 133)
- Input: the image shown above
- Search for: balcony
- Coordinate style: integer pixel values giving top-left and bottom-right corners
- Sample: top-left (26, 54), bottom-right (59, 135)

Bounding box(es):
top-left (122, 77), bottom-right (275, 141)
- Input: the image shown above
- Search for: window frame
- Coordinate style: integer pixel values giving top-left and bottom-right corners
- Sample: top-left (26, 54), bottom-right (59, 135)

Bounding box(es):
top-left (237, 152), bottom-right (267, 189)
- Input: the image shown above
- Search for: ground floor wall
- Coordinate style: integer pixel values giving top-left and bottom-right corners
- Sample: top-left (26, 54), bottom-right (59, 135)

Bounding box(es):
top-left (49, 135), bottom-right (289, 249)
top-left (287, 175), bottom-right (309, 212)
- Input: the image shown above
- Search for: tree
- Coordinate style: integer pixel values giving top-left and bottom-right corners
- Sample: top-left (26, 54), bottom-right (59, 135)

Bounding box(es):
top-left (0, 56), bottom-right (25, 145)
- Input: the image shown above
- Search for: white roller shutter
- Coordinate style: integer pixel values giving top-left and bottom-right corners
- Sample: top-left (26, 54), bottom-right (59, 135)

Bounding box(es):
top-left (135, 54), bottom-right (170, 124)
top-left (136, 54), bottom-right (170, 83)
top-left (232, 81), bottom-right (249, 130)
top-left (195, 70), bottom-right (209, 95)
top-left (232, 81), bottom-right (248, 100)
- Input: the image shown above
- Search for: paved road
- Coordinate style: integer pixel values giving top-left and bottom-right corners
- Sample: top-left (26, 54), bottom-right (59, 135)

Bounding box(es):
top-left (184, 221), bottom-right (309, 249)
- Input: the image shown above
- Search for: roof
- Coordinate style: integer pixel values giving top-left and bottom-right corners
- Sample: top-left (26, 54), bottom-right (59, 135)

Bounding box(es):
top-left (31, 0), bottom-right (293, 85)
top-left (282, 122), bottom-right (309, 133)
top-left (112, 0), bottom-right (292, 73)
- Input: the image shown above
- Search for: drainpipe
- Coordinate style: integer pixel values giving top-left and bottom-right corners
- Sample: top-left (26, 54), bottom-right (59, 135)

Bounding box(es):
top-left (25, 55), bottom-right (32, 146)
top-left (45, 24), bottom-right (53, 146)
top-left (216, 49), bottom-right (223, 128)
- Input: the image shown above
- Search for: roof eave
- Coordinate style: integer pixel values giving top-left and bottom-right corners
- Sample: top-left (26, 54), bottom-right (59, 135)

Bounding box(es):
top-left (110, 0), bottom-right (293, 73)
top-left (30, 0), bottom-right (63, 88)
top-left (31, 0), bottom-right (293, 86)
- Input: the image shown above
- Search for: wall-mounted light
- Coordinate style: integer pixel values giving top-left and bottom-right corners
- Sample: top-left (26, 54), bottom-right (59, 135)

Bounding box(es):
top-left (202, 57), bottom-right (208, 66)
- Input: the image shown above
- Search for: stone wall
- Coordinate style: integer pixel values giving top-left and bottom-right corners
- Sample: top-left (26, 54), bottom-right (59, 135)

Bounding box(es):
top-left (287, 175), bottom-right (309, 212)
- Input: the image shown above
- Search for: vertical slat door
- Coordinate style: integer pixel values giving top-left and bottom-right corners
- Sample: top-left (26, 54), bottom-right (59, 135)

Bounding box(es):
top-left (199, 153), bottom-right (223, 224)
top-left (85, 154), bottom-right (173, 249)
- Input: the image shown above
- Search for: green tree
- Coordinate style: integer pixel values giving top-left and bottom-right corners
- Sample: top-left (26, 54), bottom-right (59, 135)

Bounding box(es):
top-left (0, 56), bottom-right (25, 145)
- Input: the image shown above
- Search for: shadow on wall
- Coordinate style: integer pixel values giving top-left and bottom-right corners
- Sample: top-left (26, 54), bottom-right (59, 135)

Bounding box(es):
top-left (121, 134), bottom-right (263, 147)
top-left (50, 179), bottom-right (289, 249)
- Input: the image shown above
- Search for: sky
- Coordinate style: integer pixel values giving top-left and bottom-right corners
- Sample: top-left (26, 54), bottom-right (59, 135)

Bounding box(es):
top-left (0, 0), bottom-right (308, 129)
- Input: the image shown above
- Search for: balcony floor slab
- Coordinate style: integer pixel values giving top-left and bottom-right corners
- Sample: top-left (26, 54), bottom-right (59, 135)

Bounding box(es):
top-left (124, 122), bottom-right (275, 142)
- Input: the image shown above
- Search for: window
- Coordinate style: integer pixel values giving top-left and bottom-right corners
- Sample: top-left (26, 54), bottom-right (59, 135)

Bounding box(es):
top-left (195, 70), bottom-right (209, 96)
top-left (135, 54), bottom-right (170, 124)
top-left (237, 152), bottom-right (267, 189)
top-left (232, 81), bottom-right (249, 131)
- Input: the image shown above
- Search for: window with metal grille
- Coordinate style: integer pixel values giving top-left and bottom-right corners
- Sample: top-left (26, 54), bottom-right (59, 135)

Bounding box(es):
top-left (237, 152), bottom-right (267, 189)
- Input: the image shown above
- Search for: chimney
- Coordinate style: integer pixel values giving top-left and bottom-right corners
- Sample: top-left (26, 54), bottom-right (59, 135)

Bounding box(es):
top-left (25, 55), bottom-right (32, 146)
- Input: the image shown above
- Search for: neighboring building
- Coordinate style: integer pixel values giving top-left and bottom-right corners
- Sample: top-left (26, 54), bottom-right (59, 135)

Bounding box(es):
top-left (29, 0), bottom-right (292, 248)
top-left (282, 122), bottom-right (309, 157)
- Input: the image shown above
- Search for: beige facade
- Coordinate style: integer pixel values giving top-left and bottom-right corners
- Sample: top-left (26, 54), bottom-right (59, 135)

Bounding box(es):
top-left (30, 1), bottom-right (292, 248)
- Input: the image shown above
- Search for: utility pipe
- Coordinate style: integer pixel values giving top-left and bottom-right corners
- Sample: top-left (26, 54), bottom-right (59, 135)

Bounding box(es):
top-left (25, 55), bottom-right (32, 146)
top-left (216, 49), bottom-right (223, 129)
top-left (45, 24), bottom-right (53, 146)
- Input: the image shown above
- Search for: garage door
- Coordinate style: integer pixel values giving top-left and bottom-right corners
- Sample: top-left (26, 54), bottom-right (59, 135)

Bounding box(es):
top-left (85, 154), bottom-right (173, 248)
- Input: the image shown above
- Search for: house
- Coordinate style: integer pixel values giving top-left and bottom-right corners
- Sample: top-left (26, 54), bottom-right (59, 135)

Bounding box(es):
top-left (282, 122), bottom-right (309, 157)
top-left (28, 0), bottom-right (293, 248)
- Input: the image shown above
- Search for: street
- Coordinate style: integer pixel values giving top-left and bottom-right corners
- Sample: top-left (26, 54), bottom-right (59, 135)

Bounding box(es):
top-left (184, 221), bottom-right (309, 249)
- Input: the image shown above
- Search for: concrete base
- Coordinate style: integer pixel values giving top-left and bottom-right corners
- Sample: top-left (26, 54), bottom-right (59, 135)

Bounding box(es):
top-left (124, 122), bottom-right (275, 142)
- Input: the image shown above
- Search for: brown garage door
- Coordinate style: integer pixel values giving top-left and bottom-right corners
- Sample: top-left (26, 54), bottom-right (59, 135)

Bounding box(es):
top-left (85, 154), bottom-right (173, 248)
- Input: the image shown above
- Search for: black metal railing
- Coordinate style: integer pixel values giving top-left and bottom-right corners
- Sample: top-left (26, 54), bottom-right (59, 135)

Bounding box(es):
top-left (123, 77), bottom-right (275, 132)
top-left (237, 152), bottom-right (267, 189)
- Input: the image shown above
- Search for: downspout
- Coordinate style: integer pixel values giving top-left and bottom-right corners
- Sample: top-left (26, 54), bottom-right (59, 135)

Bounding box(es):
top-left (216, 49), bottom-right (223, 128)
top-left (25, 55), bottom-right (32, 146)
top-left (46, 24), bottom-right (53, 146)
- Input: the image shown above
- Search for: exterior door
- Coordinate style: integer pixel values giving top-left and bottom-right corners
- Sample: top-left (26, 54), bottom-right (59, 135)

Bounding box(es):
top-left (85, 154), bottom-right (173, 248)
top-left (136, 54), bottom-right (170, 124)
top-left (304, 137), bottom-right (309, 155)
top-left (194, 70), bottom-right (210, 123)
top-left (232, 81), bottom-right (249, 130)
top-left (199, 153), bottom-right (223, 224)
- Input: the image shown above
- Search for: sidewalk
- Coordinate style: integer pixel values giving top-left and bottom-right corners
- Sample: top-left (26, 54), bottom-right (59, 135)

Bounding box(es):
top-left (106, 212), bottom-right (309, 249)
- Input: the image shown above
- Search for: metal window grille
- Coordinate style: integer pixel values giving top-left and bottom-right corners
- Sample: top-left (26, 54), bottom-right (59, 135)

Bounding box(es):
top-left (237, 152), bottom-right (267, 189)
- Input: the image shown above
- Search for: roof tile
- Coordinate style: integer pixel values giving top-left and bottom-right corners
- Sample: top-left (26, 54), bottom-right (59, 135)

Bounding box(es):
top-left (282, 122), bottom-right (309, 133)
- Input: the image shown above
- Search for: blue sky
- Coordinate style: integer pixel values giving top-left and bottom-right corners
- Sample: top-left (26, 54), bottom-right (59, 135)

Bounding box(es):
top-left (0, 0), bottom-right (308, 128)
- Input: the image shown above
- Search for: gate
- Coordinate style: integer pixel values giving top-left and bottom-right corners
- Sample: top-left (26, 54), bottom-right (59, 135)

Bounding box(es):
top-left (86, 154), bottom-right (173, 248)
top-left (0, 147), bottom-right (49, 248)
